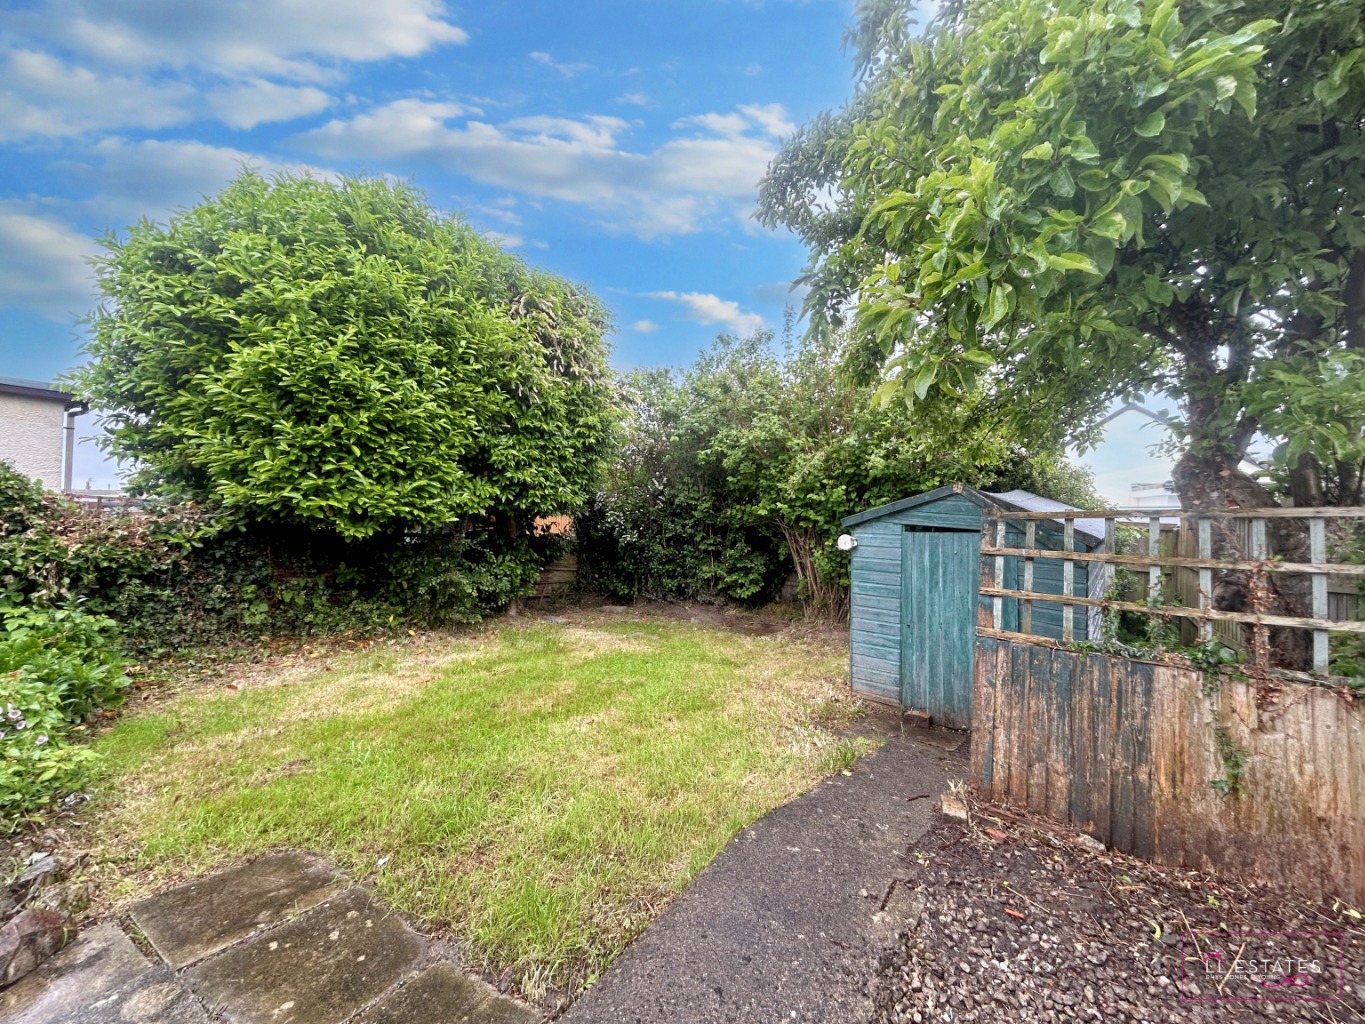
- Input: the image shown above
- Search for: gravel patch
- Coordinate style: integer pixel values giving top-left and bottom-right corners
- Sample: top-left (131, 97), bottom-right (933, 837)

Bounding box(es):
top-left (871, 799), bottom-right (1364, 1023)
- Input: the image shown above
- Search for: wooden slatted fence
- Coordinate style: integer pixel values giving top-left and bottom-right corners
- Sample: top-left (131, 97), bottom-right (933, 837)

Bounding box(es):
top-left (971, 506), bottom-right (1365, 904)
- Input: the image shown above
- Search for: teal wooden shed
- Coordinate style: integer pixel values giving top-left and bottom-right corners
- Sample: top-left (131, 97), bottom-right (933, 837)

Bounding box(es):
top-left (841, 485), bottom-right (1104, 728)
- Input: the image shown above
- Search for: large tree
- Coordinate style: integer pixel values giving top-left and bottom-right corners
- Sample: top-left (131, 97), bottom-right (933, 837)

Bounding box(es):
top-left (759, 0), bottom-right (1365, 519)
top-left (76, 172), bottom-right (617, 539)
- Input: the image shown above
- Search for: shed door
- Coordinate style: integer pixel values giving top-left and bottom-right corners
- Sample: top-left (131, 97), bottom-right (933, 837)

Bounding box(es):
top-left (901, 526), bottom-right (978, 728)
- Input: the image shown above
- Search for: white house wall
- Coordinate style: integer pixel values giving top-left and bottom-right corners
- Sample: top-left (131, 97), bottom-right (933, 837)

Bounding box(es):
top-left (0, 393), bottom-right (66, 488)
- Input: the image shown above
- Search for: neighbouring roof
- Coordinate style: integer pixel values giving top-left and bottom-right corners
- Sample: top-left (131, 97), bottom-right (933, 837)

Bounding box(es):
top-left (0, 376), bottom-right (85, 409)
top-left (842, 483), bottom-right (1105, 546)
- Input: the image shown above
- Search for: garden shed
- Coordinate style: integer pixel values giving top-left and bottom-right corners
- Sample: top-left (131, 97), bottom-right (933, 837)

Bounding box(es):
top-left (841, 484), bottom-right (1105, 728)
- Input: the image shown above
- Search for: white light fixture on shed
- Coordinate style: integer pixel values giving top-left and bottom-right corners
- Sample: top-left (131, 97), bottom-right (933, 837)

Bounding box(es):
top-left (836, 533), bottom-right (857, 551)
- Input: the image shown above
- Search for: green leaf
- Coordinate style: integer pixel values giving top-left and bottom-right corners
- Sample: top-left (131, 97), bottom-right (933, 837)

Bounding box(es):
top-left (1143, 277), bottom-right (1174, 305)
top-left (1022, 142), bottom-right (1054, 161)
top-left (1134, 110), bottom-right (1165, 137)
top-left (1067, 136), bottom-right (1101, 163)
top-left (981, 282), bottom-right (1014, 330)
top-left (1047, 252), bottom-right (1099, 274)
top-left (912, 363), bottom-right (938, 400)
top-left (1314, 77), bottom-right (1350, 105)
top-left (1149, 0), bottom-right (1179, 44)
top-left (1077, 169), bottom-right (1110, 192)
top-left (1089, 210), bottom-right (1128, 241)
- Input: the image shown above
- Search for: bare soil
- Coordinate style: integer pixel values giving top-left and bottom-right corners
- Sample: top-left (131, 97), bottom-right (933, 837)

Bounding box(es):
top-left (871, 797), bottom-right (1365, 1023)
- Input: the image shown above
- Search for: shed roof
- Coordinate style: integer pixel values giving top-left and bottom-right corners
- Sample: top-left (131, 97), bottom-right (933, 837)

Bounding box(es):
top-left (842, 483), bottom-right (1104, 546)
top-left (0, 376), bottom-right (83, 408)
top-left (985, 490), bottom-right (1106, 545)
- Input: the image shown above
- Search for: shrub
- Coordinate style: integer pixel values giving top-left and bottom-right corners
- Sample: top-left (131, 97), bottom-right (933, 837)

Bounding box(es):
top-left (1, 457), bottom-right (565, 661)
top-left (74, 171), bottom-right (617, 540)
top-left (577, 331), bottom-right (1098, 616)
top-left (0, 602), bottom-right (128, 824)
top-left (0, 603), bottom-right (128, 720)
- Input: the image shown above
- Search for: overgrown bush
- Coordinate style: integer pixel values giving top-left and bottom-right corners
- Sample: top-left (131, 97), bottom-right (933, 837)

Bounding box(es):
top-left (577, 330), bottom-right (1097, 617)
top-left (74, 171), bottom-right (617, 540)
top-left (0, 603), bottom-right (128, 720)
top-left (1, 459), bottom-right (558, 658)
top-left (576, 488), bottom-right (786, 606)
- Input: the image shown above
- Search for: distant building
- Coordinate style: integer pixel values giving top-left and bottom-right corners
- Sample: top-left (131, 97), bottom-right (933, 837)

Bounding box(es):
top-left (0, 376), bottom-right (87, 491)
top-left (1129, 481), bottom-right (1180, 510)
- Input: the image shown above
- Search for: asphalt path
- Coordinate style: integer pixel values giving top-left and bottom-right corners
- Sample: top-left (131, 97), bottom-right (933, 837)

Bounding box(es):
top-left (562, 729), bottom-right (961, 1024)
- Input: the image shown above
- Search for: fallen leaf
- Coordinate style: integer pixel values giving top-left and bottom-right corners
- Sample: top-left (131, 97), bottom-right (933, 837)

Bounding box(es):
top-left (1004, 907), bottom-right (1025, 920)
top-left (985, 828), bottom-right (1008, 840)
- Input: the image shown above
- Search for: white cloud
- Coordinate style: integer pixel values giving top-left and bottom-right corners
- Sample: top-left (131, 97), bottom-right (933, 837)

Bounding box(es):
top-left (0, 202), bottom-right (97, 319)
top-left (652, 133), bottom-right (779, 196)
top-left (673, 111), bottom-right (752, 138)
top-left (472, 202), bottom-right (522, 226)
top-left (737, 103), bottom-right (795, 139)
top-left (675, 104), bottom-right (793, 140)
top-left (646, 291), bottom-right (764, 335)
top-left (630, 320), bottom-right (659, 333)
top-left (295, 100), bottom-right (790, 238)
top-left (529, 51), bottom-right (591, 78)
top-left (15, 0), bottom-right (468, 80)
top-left (483, 230), bottom-right (524, 248)
top-left (0, 0), bottom-right (469, 136)
top-left (617, 92), bottom-right (650, 106)
top-left (0, 48), bottom-right (193, 140)
top-left (207, 79), bottom-right (332, 130)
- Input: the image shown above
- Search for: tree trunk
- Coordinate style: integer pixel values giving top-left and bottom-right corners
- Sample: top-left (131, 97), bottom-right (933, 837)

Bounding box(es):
top-left (1171, 447), bottom-right (1311, 670)
top-left (779, 523), bottom-right (849, 621)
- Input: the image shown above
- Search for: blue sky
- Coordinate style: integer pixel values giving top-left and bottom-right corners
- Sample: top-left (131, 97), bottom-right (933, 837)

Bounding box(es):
top-left (0, 0), bottom-right (1170, 497)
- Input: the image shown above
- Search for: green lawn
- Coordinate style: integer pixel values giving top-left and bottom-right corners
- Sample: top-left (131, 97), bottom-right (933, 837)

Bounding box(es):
top-left (89, 611), bottom-right (868, 1000)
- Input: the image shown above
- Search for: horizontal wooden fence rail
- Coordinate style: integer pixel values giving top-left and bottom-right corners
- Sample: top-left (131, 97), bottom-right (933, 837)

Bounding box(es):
top-left (981, 505), bottom-right (1365, 520)
top-left (981, 506), bottom-right (1365, 677)
top-left (978, 544), bottom-right (1365, 578)
top-left (977, 585), bottom-right (1365, 635)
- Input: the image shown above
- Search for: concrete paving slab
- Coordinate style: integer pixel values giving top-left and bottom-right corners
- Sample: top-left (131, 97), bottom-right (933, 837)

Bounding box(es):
top-left (60, 965), bottom-right (209, 1024)
top-left (0, 922), bottom-right (151, 1024)
top-left (131, 851), bottom-right (345, 967)
top-left (470, 996), bottom-right (543, 1024)
top-left (560, 734), bottom-right (953, 1024)
top-left (356, 963), bottom-right (538, 1024)
top-left (188, 888), bottom-right (424, 1024)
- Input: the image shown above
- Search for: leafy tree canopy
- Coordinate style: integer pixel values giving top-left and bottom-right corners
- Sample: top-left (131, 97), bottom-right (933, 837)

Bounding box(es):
top-left (759, 0), bottom-right (1365, 511)
top-left (579, 328), bottom-right (1095, 615)
top-left (75, 171), bottom-right (617, 539)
